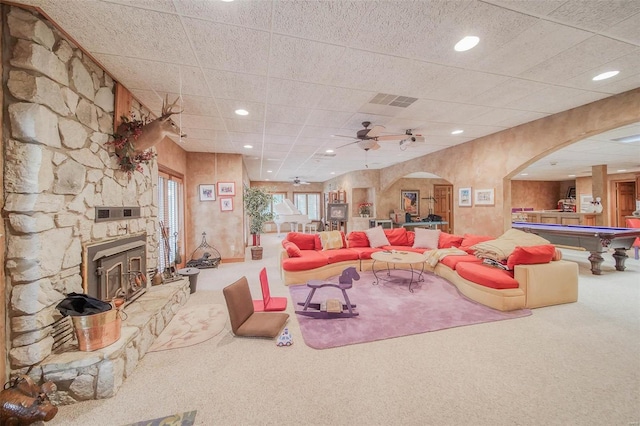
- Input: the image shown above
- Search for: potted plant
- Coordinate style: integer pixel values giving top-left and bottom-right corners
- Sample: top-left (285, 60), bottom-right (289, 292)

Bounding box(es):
top-left (243, 186), bottom-right (274, 260)
top-left (358, 202), bottom-right (373, 217)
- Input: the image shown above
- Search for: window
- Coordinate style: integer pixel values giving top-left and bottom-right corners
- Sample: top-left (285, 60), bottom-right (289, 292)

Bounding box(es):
top-left (294, 192), bottom-right (321, 220)
top-left (158, 171), bottom-right (184, 273)
top-left (267, 192), bottom-right (286, 217)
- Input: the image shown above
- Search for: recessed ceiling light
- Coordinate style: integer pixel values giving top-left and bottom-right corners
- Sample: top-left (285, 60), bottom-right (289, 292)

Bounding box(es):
top-left (264, 178), bottom-right (270, 181)
top-left (568, 174), bottom-right (576, 177)
top-left (592, 71), bottom-right (619, 81)
top-left (243, 144), bottom-right (253, 149)
top-left (451, 130), bottom-right (464, 135)
top-left (221, 0), bottom-right (234, 3)
top-left (330, 172), bottom-right (335, 175)
top-left (235, 109), bottom-right (249, 116)
top-left (454, 36), bottom-right (480, 52)
top-left (267, 170), bottom-right (272, 173)
top-left (617, 169), bottom-right (627, 172)
top-left (326, 149), bottom-right (334, 153)
top-left (520, 173), bottom-right (528, 176)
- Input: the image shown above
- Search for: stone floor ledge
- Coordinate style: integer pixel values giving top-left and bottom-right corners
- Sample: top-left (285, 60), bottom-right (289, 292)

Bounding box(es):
top-left (37, 278), bottom-right (190, 405)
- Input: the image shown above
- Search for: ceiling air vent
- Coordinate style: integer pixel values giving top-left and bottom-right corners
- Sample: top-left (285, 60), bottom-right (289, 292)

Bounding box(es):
top-left (369, 93), bottom-right (418, 108)
top-left (95, 206), bottom-right (141, 223)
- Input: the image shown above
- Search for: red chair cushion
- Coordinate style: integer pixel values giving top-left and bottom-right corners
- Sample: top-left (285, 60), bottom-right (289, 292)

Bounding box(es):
top-left (456, 262), bottom-right (519, 289)
top-left (281, 251), bottom-right (328, 271)
top-left (506, 244), bottom-right (556, 270)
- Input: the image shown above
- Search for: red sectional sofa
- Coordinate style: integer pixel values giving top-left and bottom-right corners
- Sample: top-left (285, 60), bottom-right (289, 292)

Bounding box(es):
top-left (279, 227), bottom-right (579, 312)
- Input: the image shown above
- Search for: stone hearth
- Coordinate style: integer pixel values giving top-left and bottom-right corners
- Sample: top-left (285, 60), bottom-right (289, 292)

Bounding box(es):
top-left (43, 280), bottom-right (190, 404)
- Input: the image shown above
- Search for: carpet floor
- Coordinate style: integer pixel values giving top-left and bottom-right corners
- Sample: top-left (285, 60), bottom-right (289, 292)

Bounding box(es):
top-left (289, 270), bottom-right (531, 349)
top-left (148, 304), bottom-right (226, 352)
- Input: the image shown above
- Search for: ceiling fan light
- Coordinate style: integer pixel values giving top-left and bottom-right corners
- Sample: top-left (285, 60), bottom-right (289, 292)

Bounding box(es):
top-left (454, 36), bottom-right (479, 52)
top-left (592, 71), bottom-right (619, 81)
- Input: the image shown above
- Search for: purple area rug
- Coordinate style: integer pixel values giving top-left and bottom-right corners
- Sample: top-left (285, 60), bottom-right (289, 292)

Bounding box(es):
top-left (289, 270), bottom-right (531, 349)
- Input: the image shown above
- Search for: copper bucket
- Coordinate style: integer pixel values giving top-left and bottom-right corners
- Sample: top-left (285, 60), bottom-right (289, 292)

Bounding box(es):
top-left (71, 309), bottom-right (122, 351)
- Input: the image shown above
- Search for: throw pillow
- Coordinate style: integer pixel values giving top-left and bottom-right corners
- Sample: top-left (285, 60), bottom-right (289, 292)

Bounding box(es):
top-left (286, 232), bottom-right (316, 250)
top-left (507, 244), bottom-right (556, 270)
top-left (384, 228), bottom-right (409, 246)
top-left (365, 226), bottom-right (390, 248)
top-left (439, 232), bottom-right (464, 249)
top-left (407, 231), bottom-right (415, 247)
top-left (459, 234), bottom-right (494, 254)
top-left (347, 231), bottom-right (370, 248)
top-left (413, 228), bottom-right (441, 249)
top-left (282, 240), bottom-right (301, 257)
top-left (318, 230), bottom-right (344, 250)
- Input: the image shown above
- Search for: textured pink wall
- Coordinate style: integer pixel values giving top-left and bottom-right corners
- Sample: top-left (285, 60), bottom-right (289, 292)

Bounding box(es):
top-left (380, 88), bottom-right (640, 236)
top-left (511, 181), bottom-right (562, 210)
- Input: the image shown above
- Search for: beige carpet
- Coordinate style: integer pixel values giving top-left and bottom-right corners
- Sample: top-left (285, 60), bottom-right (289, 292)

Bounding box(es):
top-left (148, 304), bottom-right (226, 352)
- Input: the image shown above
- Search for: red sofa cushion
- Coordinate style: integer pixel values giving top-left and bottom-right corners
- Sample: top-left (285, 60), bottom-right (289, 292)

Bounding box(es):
top-left (318, 248), bottom-right (360, 264)
top-left (281, 251), bottom-right (328, 271)
top-left (286, 232), bottom-right (316, 250)
top-left (384, 228), bottom-right (409, 246)
top-left (349, 247), bottom-right (383, 260)
top-left (282, 240), bottom-right (301, 257)
top-left (456, 262), bottom-right (519, 289)
top-left (439, 232), bottom-right (464, 249)
top-left (347, 231), bottom-right (370, 248)
top-left (507, 244), bottom-right (556, 270)
top-left (407, 231), bottom-right (415, 247)
top-left (439, 254), bottom-right (483, 270)
top-left (459, 234), bottom-right (494, 254)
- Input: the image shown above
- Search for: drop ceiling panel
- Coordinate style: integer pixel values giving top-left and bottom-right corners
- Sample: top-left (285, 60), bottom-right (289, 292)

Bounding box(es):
top-left (548, 0), bottom-right (640, 32)
top-left (267, 79), bottom-right (326, 109)
top-left (174, 0), bottom-right (272, 30)
top-left (266, 106), bottom-right (310, 125)
top-left (178, 115), bottom-right (226, 130)
top-left (272, 1), bottom-right (367, 44)
top-left (518, 36), bottom-right (638, 85)
top-left (265, 122), bottom-right (303, 137)
top-left (562, 51), bottom-right (640, 91)
top-left (468, 78), bottom-right (552, 108)
top-left (466, 108), bottom-right (547, 128)
top-left (184, 18), bottom-right (270, 75)
top-left (269, 35), bottom-right (346, 83)
top-left (603, 12), bottom-right (640, 45)
top-left (203, 70), bottom-right (267, 103)
top-left (305, 110), bottom-right (353, 128)
top-left (109, 0), bottom-right (177, 13)
top-left (216, 99), bottom-right (265, 121)
top-left (505, 86), bottom-right (610, 114)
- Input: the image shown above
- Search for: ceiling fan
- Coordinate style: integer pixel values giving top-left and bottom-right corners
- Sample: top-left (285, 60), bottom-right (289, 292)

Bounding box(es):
top-left (334, 121), bottom-right (409, 151)
top-left (292, 177), bottom-right (310, 186)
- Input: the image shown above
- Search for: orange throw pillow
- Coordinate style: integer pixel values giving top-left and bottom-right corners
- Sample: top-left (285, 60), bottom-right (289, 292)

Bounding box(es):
top-left (348, 231), bottom-right (370, 248)
top-left (282, 240), bottom-right (301, 257)
top-left (439, 232), bottom-right (464, 249)
top-left (507, 244), bottom-right (556, 270)
top-left (459, 234), bottom-right (494, 254)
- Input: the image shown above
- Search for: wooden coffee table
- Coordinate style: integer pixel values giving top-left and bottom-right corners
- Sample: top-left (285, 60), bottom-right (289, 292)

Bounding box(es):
top-left (371, 250), bottom-right (428, 292)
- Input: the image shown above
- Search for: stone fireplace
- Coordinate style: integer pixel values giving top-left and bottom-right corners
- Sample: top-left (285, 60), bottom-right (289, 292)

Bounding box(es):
top-left (1, 6), bottom-right (189, 403)
top-left (84, 234), bottom-right (148, 303)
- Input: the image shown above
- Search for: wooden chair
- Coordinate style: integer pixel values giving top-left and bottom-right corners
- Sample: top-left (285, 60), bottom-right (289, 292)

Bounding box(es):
top-left (223, 276), bottom-right (289, 338)
top-left (252, 268), bottom-right (287, 312)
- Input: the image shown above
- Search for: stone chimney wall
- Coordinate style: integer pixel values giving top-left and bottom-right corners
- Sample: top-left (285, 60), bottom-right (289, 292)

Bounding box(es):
top-left (3, 6), bottom-right (159, 373)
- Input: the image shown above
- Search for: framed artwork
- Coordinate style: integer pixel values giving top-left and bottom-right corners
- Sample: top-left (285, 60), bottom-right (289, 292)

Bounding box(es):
top-left (401, 190), bottom-right (419, 216)
top-left (474, 188), bottom-right (495, 206)
top-left (328, 203), bottom-right (348, 220)
top-left (220, 197), bottom-right (233, 212)
top-left (217, 182), bottom-right (235, 196)
top-left (199, 184), bottom-right (215, 201)
top-left (458, 187), bottom-right (472, 207)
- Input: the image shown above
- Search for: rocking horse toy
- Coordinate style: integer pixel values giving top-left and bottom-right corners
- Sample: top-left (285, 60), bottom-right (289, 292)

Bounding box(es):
top-left (295, 267), bottom-right (360, 319)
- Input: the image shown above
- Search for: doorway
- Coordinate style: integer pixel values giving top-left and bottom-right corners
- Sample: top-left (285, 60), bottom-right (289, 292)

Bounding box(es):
top-left (615, 181), bottom-right (635, 226)
top-left (433, 185), bottom-right (453, 233)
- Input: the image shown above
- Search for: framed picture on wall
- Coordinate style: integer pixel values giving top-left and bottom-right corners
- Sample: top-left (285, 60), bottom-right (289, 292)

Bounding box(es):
top-left (459, 187), bottom-right (472, 207)
top-left (220, 197), bottom-right (233, 212)
top-left (474, 188), bottom-right (495, 206)
top-left (401, 190), bottom-right (419, 216)
top-left (199, 184), bottom-right (216, 201)
top-left (217, 182), bottom-right (235, 196)
top-left (328, 203), bottom-right (348, 220)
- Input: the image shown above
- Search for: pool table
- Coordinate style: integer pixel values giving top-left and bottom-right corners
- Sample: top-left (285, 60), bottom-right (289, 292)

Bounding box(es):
top-left (512, 222), bottom-right (640, 275)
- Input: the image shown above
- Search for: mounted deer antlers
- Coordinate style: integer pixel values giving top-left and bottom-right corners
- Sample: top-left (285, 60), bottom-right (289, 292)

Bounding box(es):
top-left (132, 95), bottom-right (187, 153)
